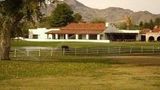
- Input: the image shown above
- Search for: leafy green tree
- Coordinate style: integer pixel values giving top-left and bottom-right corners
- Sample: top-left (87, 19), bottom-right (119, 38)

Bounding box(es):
top-left (139, 21), bottom-right (144, 29)
top-left (130, 25), bottom-right (139, 30)
top-left (21, 21), bottom-right (37, 38)
top-left (125, 16), bottom-right (133, 30)
top-left (149, 19), bottom-right (154, 29)
top-left (73, 13), bottom-right (82, 23)
top-left (155, 18), bottom-right (160, 26)
top-left (0, 0), bottom-right (58, 60)
top-left (39, 16), bottom-right (52, 28)
top-left (116, 22), bottom-right (127, 29)
top-left (143, 22), bottom-right (150, 29)
top-left (50, 3), bottom-right (74, 27)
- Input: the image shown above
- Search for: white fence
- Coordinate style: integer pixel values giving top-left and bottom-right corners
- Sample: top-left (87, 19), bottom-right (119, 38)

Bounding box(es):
top-left (9, 46), bottom-right (160, 61)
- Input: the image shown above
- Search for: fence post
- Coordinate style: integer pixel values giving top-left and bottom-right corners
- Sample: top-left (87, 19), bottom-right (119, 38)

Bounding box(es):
top-left (97, 49), bottom-right (99, 55)
top-left (119, 46), bottom-right (121, 54)
top-left (51, 49), bottom-right (53, 56)
top-left (86, 48), bottom-right (88, 55)
top-left (130, 47), bottom-right (132, 54)
top-left (14, 49), bottom-right (17, 57)
top-left (27, 50), bottom-right (29, 56)
top-left (62, 48), bottom-right (65, 56)
top-left (75, 48), bottom-right (77, 56)
top-left (141, 46), bottom-right (143, 53)
top-left (107, 47), bottom-right (110, 54)
top-left (39, 49), bottom-right (41, 56)
top-left (153, 46), bottom-right (155, 54)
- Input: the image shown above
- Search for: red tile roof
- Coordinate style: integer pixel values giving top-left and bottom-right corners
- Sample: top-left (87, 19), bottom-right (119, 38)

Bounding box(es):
top-left (152, 28), bottom-right (160, 33)
top-left (140, 29), bottom-right (151, 34)
top-left (47, 23), bottom-right (105, 34)
top-left (140, 28), bottom-right (160, 34)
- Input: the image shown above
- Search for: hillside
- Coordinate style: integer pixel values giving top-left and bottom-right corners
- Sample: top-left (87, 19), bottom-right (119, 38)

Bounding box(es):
top-left (44, 0), bottom-right (160, 24)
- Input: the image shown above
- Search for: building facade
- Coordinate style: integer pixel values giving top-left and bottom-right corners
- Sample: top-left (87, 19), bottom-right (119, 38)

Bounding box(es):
top-left (29, 28), bottom-right (60, 39)
top-left (104, 23), bottom-right (140, 41)
top-left (140, 28), bottom-right (160, 42)
top-left (27, 23), bottom-right (141, 42)
top-left (46, 23), bottom-right (106, 41)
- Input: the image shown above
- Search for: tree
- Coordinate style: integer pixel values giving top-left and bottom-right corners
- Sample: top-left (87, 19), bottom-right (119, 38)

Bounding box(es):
top-left (116, 22), bottom-right (127, 29)
top-left (0, 0), bottom-right (58, 60)
top-left (149, 19), bottom-right (154, 30)
top-left (125, 16), bottom-right (133, 30)
top-left (73, 13), bottom-right (82, 23)
top-left (139, 21), bottom-right (144, 29)
top-left (50, 3), bottom-right (74, 27)
top-left (39, 16), bottom-right (52, 28)
top-left (155, 18), bottom-right (160, 26)
top-left (143, 22), bottom-right (150, 29)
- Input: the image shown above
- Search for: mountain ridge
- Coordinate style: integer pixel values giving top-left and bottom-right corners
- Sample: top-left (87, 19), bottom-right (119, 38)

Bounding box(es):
top-left (64, 0), bottom-right (160, 24)
top-left (45, 0), bottom-right (160, 24)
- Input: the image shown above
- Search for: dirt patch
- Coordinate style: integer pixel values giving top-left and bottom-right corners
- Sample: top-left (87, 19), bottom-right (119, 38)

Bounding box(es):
top-left (106, 56), bottom-right (160, 65)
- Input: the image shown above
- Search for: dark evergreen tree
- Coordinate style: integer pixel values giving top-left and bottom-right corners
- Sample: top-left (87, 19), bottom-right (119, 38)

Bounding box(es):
top-left (139, 21), bottom-right (144, 29)
top-left (155, 18), bottom-right (160, 26)
top-left (73, 13), bottom-right (82, 23)
top-left (143, 22), bottom-right (150, 29)
top-left (149, 19), bottom-right (154, 29)
top-left (50, 3), bottom-right (74, 27)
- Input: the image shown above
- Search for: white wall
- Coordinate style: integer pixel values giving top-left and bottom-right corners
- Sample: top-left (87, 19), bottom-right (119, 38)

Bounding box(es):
top-left (24, 39), bottom-right (110, 43)
top-left (29, 28), bottom-right (60, 39)
top-left (146, 32), bottom-right (160, 42)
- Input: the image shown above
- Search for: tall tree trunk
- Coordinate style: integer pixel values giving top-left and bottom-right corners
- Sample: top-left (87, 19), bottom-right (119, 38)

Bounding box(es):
top-left (0, 20), bottom-right (11, 60)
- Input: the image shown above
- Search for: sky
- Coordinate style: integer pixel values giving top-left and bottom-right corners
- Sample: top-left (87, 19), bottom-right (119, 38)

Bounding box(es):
top-left (77, 0), bottom-right (160, 14)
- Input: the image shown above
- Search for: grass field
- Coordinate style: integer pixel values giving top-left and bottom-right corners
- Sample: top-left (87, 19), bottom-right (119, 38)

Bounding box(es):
top-left (0, 57), bottom-right (160, 90)
top-left (0, 41), bottom-right (158, 89)
top-left (12, 40), bottom-right (160, 48)
top-left (11, 40), bottom-right (160, 61)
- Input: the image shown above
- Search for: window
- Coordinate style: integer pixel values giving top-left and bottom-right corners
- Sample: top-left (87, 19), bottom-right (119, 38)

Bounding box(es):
top-left (148, 36), bottom-right (154, 42)
top-left (33, 34), bottom-right (38, 39)
top-left (89, 34), bottom-right (97, 40)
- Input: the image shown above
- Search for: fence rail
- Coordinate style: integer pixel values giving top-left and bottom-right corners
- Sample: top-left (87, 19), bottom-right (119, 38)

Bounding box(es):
top-left (8, 46), bottom-right (160, 61)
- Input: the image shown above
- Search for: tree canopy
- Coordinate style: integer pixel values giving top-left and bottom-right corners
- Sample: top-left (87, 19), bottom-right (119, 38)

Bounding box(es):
top-left (73, 13), bottom-right (82, 23)
top-left (50, 3), bottom-right (74, 27)
top-left (139, 18), bottom-right (160, 30)
top-left (125, 16), bottom-right (133, 30)
top-left (0, 0), bottom-right (58, 60)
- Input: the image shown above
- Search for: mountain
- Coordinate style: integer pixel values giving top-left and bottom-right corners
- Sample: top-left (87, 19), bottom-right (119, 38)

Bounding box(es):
top-left (45, 0), bottom-right (160, 24)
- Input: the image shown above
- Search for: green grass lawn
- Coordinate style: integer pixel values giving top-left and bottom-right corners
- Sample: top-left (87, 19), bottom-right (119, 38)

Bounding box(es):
top-left (11, 40), bottom-right (160, 60)
top-left (0, 58), bottom-right (160, 90)
top-left (1, 40), bottom-right (158, 89)
top-left (12, 40), bottom-right (160, 48)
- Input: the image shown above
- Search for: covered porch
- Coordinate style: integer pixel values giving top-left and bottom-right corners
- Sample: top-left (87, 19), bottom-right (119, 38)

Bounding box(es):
top-left (47, 33), bottom-right (103, 40)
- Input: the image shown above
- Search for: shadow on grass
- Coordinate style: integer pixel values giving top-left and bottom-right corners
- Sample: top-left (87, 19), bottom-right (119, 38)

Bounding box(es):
top-left (10, 57), bottom-right (125, 65)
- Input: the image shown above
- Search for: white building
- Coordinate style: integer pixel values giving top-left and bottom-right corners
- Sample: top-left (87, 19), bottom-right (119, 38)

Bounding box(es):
top-left (140, 28), bottom-right (160, 42)
top-left (27, 23), bottom-right (141, 42)
top-left (27, 23), bottom-right (110, 43)
top-left (104, 23), bottom-right (140, 41)
top-left (29, 28), bottom-right (60, 39)
top-left (46, 23), bottom-right (106, 40)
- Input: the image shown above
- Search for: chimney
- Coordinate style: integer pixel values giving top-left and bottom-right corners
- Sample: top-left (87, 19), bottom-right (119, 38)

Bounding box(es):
top-left (105, 22), bottom-right (109, 27)
top-left (154, 25), bottom-right (159, 29)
